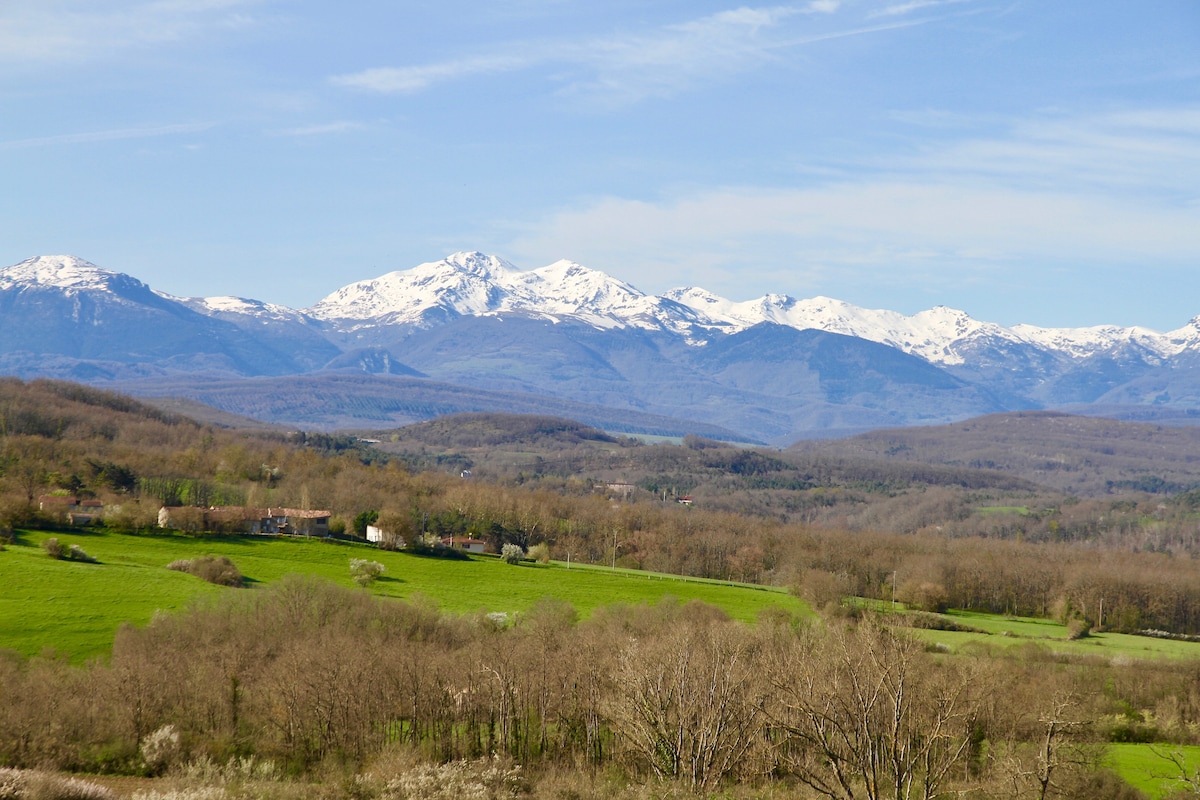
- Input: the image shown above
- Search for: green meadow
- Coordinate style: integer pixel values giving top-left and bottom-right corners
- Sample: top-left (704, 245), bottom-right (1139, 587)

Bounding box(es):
top-left (1107, 743), bottom-right (1200, 798)
top-left (0, 528), bottom-right (807, 662)
top-left (906, 609), bottom-right (1200, 661)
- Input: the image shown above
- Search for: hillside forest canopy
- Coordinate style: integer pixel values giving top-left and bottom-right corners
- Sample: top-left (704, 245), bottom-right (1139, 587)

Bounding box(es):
top-left (5, 378), bottom-right (1200, 798)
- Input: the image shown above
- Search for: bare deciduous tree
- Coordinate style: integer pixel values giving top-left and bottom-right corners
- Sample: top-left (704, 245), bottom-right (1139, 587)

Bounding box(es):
top-left (608, 618), bottom-right (762, 791)
top-left (766, 617), bottom-right (984, 800)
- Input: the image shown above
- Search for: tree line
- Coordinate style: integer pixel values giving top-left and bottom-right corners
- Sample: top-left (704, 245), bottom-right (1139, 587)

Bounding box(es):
top-left (6, 378), bottom-right (1200, 634)
top-left (1, 577), bottom-right (1191, 798)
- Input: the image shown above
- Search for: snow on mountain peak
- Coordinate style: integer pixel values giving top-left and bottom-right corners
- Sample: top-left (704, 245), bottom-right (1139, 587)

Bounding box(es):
top-left (1012, 321), bottom-right (1180, 359)
top-left (174, 294), bottom-right (304, 322)
top-left (0, 255), bottom-right (131, 292)
top-left (307, 252), bottom-right (666, 330)
top-left (9, 251), bottom-right (1196, 367)
top-left (306, 252), bottom-right (518, 323)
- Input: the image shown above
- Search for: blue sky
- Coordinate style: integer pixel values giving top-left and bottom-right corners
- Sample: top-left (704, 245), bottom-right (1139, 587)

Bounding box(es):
top-left (2, 1), bottom-right (1197, 329)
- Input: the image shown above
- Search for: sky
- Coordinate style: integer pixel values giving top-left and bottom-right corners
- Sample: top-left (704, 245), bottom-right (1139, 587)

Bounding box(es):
top-left (1, 1), bottom-right (1198, 330)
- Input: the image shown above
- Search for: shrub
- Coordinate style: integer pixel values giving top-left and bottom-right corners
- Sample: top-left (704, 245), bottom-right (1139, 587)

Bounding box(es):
top-left (0, 767), bottom-right (116, 800)
top-left (130, 789), bottom-right (227, 800)
top-left (527, 542), bottom-right (550, 564)
top-left (406, 539), bottom-right (468, 560)
top-left (69, 543), bottom-right (97, 563)
top-left (43, 537), bottom-right (65, 560)
top-left (141, 724), bottom-right (182, 775)
top-left (904, 611), bottom-right (985, 633)
top-left (350, 558), bottom-right (385, 586)
top-left (897, 580), bottom-right (950, 614)
top-left (500, 543), bottom-right (525, 565)
top-left (1066, 617), bottom-right (1093, 640)
top-left (167, 556), bottom-right (245, 588)
top-left (362, 755), bottom-right (526, 800)
top-left (176, 755), bottom-right (280, 785)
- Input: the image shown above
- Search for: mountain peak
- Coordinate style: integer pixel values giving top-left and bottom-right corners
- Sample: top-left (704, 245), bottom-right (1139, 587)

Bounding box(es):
top-left (0, 255), bottom-right (127, 292)
top-left (441, 251), bottom-right (517, 277)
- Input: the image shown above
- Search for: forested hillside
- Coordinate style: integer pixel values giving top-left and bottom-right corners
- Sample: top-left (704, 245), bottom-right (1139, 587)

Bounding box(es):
top-left (3, 379), bottom-right (1200, 635)
top-left (6, 378), bottom-right (1200, 797)
top-left (791, 410), bottom-right (1200, 495)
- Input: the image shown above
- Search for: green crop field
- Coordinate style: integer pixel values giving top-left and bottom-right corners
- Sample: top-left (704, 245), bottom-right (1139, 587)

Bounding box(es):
top-left (1107, 743), bottom-right (1200, 798)
top-left (0, 529), bottom-right (807, 662)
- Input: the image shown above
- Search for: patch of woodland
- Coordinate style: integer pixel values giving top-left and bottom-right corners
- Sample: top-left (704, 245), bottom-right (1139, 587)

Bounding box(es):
top-left (790, 410), bottom-right (1200, 496)
top-left (7, 379), bottom-right (1200, 635)
top-left (0, 575), bottom-right (1188, 799)
top-left (378, 412), bottom-right (619, 448)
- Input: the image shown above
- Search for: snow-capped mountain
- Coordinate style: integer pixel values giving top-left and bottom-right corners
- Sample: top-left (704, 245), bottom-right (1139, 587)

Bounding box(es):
top-left (1, 255), bottom-right (165, 304)
top-left (4, 250), bottom-right (1200, 442)
top-left (306, 251), bottom-right (705, 335)
top-left (0, 255), bottom-right (342, 378)
top-left (5, 251), bottom-right (1196, 368)
top-left (175, 294), bottom-right (310, 322)
top-left (662, 289), bottom-right (1031, 365)
top-left (303, 251), bottom-right (1200, 367)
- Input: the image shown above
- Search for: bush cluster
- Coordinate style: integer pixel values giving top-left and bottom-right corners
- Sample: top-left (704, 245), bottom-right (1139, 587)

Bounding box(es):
top-left (41, 538), bottom-right (96, 563)
top-left (0, 768), bottom-right (114, 800)
top-left (166, 556), bottom-right (244, 587)
top-left (349, 558), bottom-right (385, 586)
top-left (500, 543), bottom-right (525, 565)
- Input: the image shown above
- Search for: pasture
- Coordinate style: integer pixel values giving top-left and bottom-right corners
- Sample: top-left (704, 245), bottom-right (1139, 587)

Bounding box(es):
top-left (906, 609), bottom-right (1200, 661)
top-left (0, 528), bottom-right (806, 661)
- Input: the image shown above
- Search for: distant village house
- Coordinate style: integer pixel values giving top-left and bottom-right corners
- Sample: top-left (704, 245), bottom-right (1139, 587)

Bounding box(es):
top-left (441, 536), bottom-right (488, 554)
top-left (39, 495), bottom-right (104, 526)
top-left (158, 506), bottom-right (331, 536)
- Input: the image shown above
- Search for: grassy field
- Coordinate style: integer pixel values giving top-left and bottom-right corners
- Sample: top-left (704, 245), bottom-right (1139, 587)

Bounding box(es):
top-left (904, 609), bottom-right (1200, 661)
top-left (1107, 743), bottom-right (1200, 798)
top-left (0, 528), bottom-right (807, 662)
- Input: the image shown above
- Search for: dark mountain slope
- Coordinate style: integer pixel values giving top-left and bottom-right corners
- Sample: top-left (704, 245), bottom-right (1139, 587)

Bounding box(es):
top-left (789, 410), bottom-right (1200, 496)
top-left (0, 274), bottom-right (325, 378)
top-left (107, 373), bottom-right (757, 442)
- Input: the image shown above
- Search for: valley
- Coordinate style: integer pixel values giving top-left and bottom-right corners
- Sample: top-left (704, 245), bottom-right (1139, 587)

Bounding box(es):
top-left (4, 379), bottom-right (1200, 797)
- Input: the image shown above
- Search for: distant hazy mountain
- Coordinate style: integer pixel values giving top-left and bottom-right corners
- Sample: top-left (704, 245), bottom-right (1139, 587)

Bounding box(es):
top-left (3, 251), bottom-right (1198, 443)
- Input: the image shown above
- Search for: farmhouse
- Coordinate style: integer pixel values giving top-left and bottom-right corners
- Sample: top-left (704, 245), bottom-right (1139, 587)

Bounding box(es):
top-left (441, 536), bottom-right (488, 554)
top-left (38, 495), bottom-right (104, 525)
top-left (365, 524), bottom-right (407, 548)
top-left (158, 506), bottom-right (331, 536)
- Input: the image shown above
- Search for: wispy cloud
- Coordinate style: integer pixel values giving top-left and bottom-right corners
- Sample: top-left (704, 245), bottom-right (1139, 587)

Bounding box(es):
top-left (504, 107), bottom-right (1200, 302)
top-left (0, 0), bottom-right (265, 63)
top-left (895, 108), bottom-right (1200, 195)
top-left (330, 55), bottom-right (534, 94)
top-left (273, 121), bottom-right (366, 137)
top-left (870, 0), bottom-right (971, 18)
top-left (330, 2), bottom-right (932, 105)
top-left (0, 122), bottom-right (215, 150)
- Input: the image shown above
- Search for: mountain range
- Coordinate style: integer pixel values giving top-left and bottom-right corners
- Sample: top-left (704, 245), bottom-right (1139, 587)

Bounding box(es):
top-left (3, 252), bottom-right (1198, 444)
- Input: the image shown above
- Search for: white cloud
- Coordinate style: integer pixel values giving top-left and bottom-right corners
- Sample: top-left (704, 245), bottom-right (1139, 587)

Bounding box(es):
top-left (870, 0), bottom-right (972, 18)
top-left (330, 3), bottom-right (924, 105)
top-left (504, 109), bottom-right (1200, 299)
top-left (896, 108), bottom-right (1200, 195)
top-left (0, 122), bottom-right (216, 149)
top-left (273, 121), bottom-right (366, 137)
top-left (0, 0), bottom-right (265, 63)
top-left (330, 55), bottom-right (534, 94)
